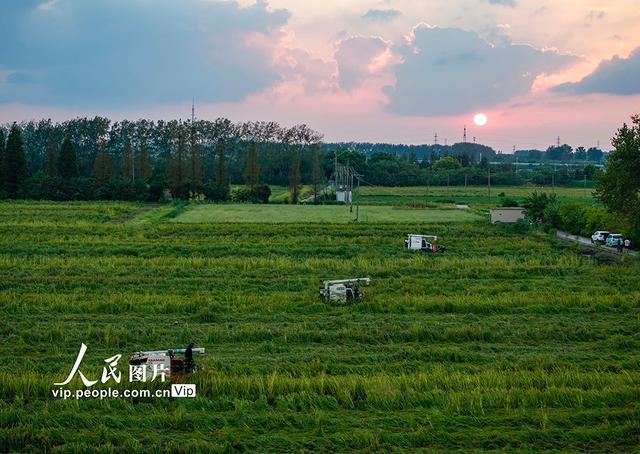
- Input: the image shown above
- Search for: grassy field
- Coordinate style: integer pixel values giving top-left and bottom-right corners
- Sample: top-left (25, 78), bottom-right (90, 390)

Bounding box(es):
top-left (1, 201), bottom-right (639, 452)
top-left (172, 203), bottom-right (482, 224)
top-left (357, 185), bottom-right (597, 207)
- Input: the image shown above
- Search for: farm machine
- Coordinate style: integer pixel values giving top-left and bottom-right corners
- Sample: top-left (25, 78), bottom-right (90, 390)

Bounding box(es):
top-left (405, 234), bottom-right (445, 253)
top-left (129, 346), bottom-right (204, 377)
top-left (320, 278), bottom-right (370, 304)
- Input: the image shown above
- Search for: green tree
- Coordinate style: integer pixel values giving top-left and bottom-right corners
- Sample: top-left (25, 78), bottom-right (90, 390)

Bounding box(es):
top-left (137, 133), bottom-right (152, 181)
top-left (289, 148), bottom-right (301, 203)
top-left (432, 156), bottom-right (460, 171)
top-left (57, 136), bottom-right (78, 179)
top-left (311, 144), bottom-right (321, 202)
top-left (166, 123), bottom-right (187, 196)
top-left (583, 164), bottom-right (597, 180)
top-left (93, 141), bottom-right (114, 184)
top-left (0, 128), bottom-right (5, 191)
top-left (244, 140), bottom-right (259, 189)
top-left (46, 135), bottom-right (57, 177)
top-left (189, 122), bottom-right (202, 189)
top-left (123, 134), bottom-right (134, 181)
top-left (523, 191), bottom-right (557, 223)
top-left (596, 115), bottom-right (640, 238)
top-left (216, 141), bottom-right (227, 186)
top-left (4, 123), bottom-right (29, 197)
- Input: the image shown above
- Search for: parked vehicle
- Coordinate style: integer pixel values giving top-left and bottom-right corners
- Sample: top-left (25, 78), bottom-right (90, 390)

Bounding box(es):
top-left (404, 234), bottom-right (445, 253)
top-left (591, 231), bottom-right (610, 243)
top-left (605, 234), bottom-right (624, 247)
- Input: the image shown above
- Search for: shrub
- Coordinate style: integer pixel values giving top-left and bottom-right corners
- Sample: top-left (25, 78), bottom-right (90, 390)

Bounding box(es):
top-left (501, 197), bottom-right (520, 207)
top-left (203, 183), bottom-right (230, 202)
top-left (523, 191), bottom-right (557, 223)
top-left (230, 185), bottom-right (271, 203)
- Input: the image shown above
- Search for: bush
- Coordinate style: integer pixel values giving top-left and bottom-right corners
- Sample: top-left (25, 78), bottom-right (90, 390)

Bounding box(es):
top-left (19, 173), bottom-right (95, 201)
top-left (523, 191), bottom-right (557, 223)
top-left (203, 183), bottom-right (230, 202)
top-left (230, 185), bottom-right (271, 203)
top-left (501, 198), bottom-right (520, 207)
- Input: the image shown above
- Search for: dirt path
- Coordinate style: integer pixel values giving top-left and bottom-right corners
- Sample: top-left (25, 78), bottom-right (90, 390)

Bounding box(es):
top-left (555, 230), bottom-right (637, 257)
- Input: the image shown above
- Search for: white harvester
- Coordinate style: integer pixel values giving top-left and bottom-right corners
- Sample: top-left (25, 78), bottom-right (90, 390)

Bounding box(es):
top-left (129, 347), bottom-right (205, 377)
top-left (404, 234), bottom-right (445, 253)
top-left (319, 278), bottom-right (370, 304)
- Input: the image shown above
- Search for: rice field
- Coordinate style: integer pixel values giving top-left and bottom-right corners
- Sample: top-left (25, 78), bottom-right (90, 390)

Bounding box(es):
top-left (0, 201), bottom-right (638, 452)
top-left (357, 185), bottom-right (597, 207)
top-left (172, 203), bottom-right (482, 224)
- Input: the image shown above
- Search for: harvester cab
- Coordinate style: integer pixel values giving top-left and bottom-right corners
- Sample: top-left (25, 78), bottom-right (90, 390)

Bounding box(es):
top-left (320, 278), bottom-right (370, 304)
top-left (129, 347), bottom-right (205, 377)
top-left (405, 234), bottom-right (445, 253)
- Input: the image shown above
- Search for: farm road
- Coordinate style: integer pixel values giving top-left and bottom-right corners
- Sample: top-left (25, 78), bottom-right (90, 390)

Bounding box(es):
top-left (556, 230), bottom-right (637, 257)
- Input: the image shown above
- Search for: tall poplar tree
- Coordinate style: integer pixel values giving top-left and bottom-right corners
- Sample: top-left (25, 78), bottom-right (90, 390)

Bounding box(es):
top-left (57, 136), bottom-right (78, 179)
top-left (137, 132), bottom-right (152, 181)
top-left (166, 123), bottom-right (186, 195)
top-left (123, 134), bottom-right (134, 181)
top-left (244, 140), bottom-right (259, 189)
top-left (289, 148), bottom-right (301, 203)
top-left (46, 134), bottom-right (57, 177)
top-left (0, 128), bottom-right (5, 189)
top-left (189, 122), bottom-right (202, 189)
top-left (4, 123), bottom-right (28, 197)
top-left (93, 141), bottom-right (114, 184)
top-left (311, 144), bottom-right (321, 202)
top-left (217, 140), bottom-right (226, 186)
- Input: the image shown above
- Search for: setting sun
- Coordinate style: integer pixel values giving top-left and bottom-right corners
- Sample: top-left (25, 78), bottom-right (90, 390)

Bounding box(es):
top-left (474, 113), bottom-right (488, 126)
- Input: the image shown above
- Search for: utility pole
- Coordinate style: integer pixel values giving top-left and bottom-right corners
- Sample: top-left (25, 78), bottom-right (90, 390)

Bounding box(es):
top-left (473, 136), bottom-right (476, 144)
top-left (463, 125), bottom-right (467, 143)
top-left (557, 136), bottom-right (561, 147)
top-left (434, 133), bottom-right (438, 145)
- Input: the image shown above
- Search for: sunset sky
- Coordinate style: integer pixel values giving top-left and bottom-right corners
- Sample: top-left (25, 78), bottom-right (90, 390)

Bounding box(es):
top-left (1, 0), bottom-right (639, 151)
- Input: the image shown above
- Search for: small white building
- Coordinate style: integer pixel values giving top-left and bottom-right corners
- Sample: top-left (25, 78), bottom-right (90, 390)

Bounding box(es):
top-left (336, 190), bottom-right (352, 203)
top-left (490, 207), bottom-right (526, 224)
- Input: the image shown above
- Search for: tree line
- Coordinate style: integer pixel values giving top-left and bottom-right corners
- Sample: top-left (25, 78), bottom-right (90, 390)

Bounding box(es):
top-left (0, 118), bottom-right (322, 202)
top-left (0, 117), bottom-right (610, 203)
top-left (327, 141), bottom-right (607, 164)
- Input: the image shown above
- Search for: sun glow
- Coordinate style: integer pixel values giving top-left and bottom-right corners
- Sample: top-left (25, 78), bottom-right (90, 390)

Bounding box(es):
top-left (474, 113), bottom-right (488, 126)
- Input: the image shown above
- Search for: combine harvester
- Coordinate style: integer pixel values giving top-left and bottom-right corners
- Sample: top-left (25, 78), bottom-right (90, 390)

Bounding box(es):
top-left (404, 234), bottom-right (445, 253)
top-left (129, 346), bottom-right (205, 377)
top-left (320, 278), bottom-right (370, 304)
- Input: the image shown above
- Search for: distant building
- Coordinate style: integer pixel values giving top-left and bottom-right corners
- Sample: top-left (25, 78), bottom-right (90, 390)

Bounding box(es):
top-left (336, 189), bottom-right (351, 203)
top-left (490, 207), bottom-right (526, 224)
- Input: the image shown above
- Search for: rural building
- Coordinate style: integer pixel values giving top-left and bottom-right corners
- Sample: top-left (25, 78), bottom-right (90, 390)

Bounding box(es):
top-left (490, 207), bottom-right (526, 224)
